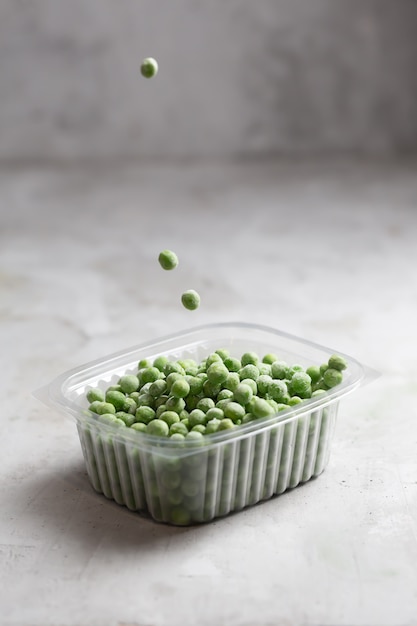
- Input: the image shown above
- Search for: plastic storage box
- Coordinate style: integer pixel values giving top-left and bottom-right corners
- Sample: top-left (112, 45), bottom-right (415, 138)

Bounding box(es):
top-left (37, 322), bottom-right (374, 526)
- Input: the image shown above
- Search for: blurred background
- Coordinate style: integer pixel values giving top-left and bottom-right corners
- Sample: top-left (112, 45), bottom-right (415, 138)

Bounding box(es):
top-left (1, 0), bottom-right (417, 161)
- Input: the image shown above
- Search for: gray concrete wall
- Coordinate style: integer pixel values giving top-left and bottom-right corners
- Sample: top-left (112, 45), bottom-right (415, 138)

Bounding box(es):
top-left (1, 0), bottom-right (416, 160)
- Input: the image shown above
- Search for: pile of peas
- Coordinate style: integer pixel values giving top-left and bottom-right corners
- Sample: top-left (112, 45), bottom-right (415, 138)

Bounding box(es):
top-left (86, 350), bottom-right (347, 438)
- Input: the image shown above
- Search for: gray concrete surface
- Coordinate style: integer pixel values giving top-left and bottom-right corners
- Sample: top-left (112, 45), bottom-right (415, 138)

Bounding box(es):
top-left (1, 158), bottom-right (417, 626)
top-left (0, 0), bottom-right (417, 160)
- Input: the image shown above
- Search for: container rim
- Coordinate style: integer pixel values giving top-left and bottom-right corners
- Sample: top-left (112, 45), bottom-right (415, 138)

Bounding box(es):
top-left (34, 321), bottom-right (379, 452)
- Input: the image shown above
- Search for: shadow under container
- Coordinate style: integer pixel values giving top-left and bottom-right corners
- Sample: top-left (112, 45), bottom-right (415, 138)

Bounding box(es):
top-left (37, 322), bottom-right (375, 526)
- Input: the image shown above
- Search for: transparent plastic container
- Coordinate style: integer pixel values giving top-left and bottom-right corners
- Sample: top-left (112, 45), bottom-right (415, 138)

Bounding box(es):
top-left (36, 322), bottom-right (377, 526)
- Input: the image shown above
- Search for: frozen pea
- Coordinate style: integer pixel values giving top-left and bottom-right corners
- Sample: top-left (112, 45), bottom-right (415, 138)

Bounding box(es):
top-left (119, 375), bottom-right (140, 394)
top-left (312, 389), bottom-right (327, 397)
top-left (240, 378), bottom-right (257, 394)
top-left (192, 425), bottom-right (206, 434)
top-left (241, 352), bottom-right (259, 366)
top-left (153, 355), bottom-right (169, 371)
top-left (165, 396), bottom-right (185, 413)
top-left (159, 411), bottom-right (180, 427)
top-left (170, 422), bottom-right (189, 436)
top-left (170, 433), bottom-right (185, 442)
top-left (164, 361), bottom-right (186, 376)
top-left (106, 385), bottom-right (122, 393)
top-left (138, 359), bottom-right (151, 369)
top-left (216, 398), bottom-right (233, 412)
top-left (224, 357), bottom-right (241, 372)
top-left (156, 404), bottom-right (167, 417)
top-left (185, 375), bottom-right (204, 396)
top-left (154, 394), bottom-right (169, 408)
top-left (277, 403), bottom-right (289, 412)
top-left (171, 378), bottom-right (190, 399)
top-left (323, 368), bottom-right (343, 388)
top-left (129, 391), bottom-right (140, 401)
top-left (239, 364), bottom-right (259, 381)
top-left (306, 365), bottom-right (321, 383)
top-left (131, 422), bottom-right (147, 433)
top-left (224, 402), bottom-right (245, 423)
top-left (258, 363), bottom-right (272, 376)
top-left (98, 414), bottom-right (126, 427)
top-left (288, 396), bottom-right (303, 406)
top-left (206, 407), bottom-right (224, 421)
top-left (185, 395), bottom-right (200, 411)
top-left (233, 383), bottom-right (253, 406)
top-left (268, 380), bottom-right (289, 402)
top-left (251, 398), bottom-right (274, 419)
top-left (196, 372), bottom-right (207, 381)
top-left (88, 400), bottom-right (104, 414)
top-left (271, 360), bottom-right (290, 380)
top-left (215, 348), bottom-right (229, 360)
top-left (181, 290), bottom-right (200, 311)
top-left (105, 390), bottom-right (126, 411)
top-left (115, 411), bottom-right (136, 427)
top-left (262, 353), bottom-right (278, 364)
top-left (242, 413), bottom-right (256, 424)
top-left (166, 372), bottom-right (183, 392)
top-left (203, 379), bottom-right (221, 398)
top-left (139, 382), bottom-right (152, 394)
top-left (257, 374), bottom-right (272, 396)
top-left (135, 405), bottom-right (156, 424)
top-left (218, 418), bottom-right (235, 431)
top-left (205, 418), bottom-right (221, 434)
top-left (87, 388), bottom-right (105, 403)
top-left (217, 389), bottom-right (234, 401)
top-left (141, 57), bottom-right (158, 78)
top-left (196, 397), bottom-right (215, 413)
top-left (290, 372), bottom-right (312, 398)
top-left (122, 397), bottom-right (137, 414)
top-left (266, 399), bottom-right (279, 413)
top-left (140, 367), bottom-right (161, 384)
top-left (188, 409), bottom-right (207, 428)
top-left (179, 409), bottom-right (189, 420)
top-left (149, 378), bottom-right (167, 398)
top-left (207, 362), bottom-right (229, 385)
top-left (146, 419), bottom-right (169, 437)
top-left (290, 364), bottom-right (304, 374)
top-left (181, 417), bottom-right (190, 429)
top-left (320, 363), bottom-right (329, 375)
top-left (206, 353), bottom-right (223, 367)
top-left (328, 354), bottom-right (347, 371)
top-left (158, 249), bottom-right (178, 270)
top-left (185, 430), bottom-right (204, 442)
top-left (136, 393), bottom-right (155, 408)
top-left (95, 402), bottom-right (116, 415)
top-left (223, 372), bottom-right (240, 392)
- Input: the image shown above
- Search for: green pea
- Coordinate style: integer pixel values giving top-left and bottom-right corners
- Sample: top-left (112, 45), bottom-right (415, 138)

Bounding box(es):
top-left (153, 355), bottom-right (169, 371)
top-left (105, 390), bottom-right (126, 411)
top-left (146, 419), bottom-right (169, 437)
top-left (251, 398), bottom-right (274, 419)
top-left (181, 290), bottom-right (200, 311)
top-left (271, 360), bottom-right (290, 380)
top-left (323, 368), bottom-right (343, 388)
top-left (268, 380), bottom-right (289, 402)
top-left (196, 397), bottom-right (215, 413)
top-left (106, 384), bottom-right (122, 392)
top-left (218, 418), bottom-right (235, 431)
top-left (242, 413), bottom-right (256, 424)
top-left (240, 378), bottom-right (257, 394)
top-left (206, 362), bottom-right (229, 385)
top-left (217, 389), bottom-right (234, 401)
top-left (224, 357), bottom-right (241, 372)
top-left (188, 409), bottom-right (207, 428)
top-left (262, 353), bottom-right (278, 364)
top-left (129, 391), bottom-right (140, 402)
top-left (179, 409), bottom-right (189, 420)
top-left (136, 393), bottom-right (155, 408)
top-left (203, 379), bottom-right (221, 398)
top-left (216, 398), bottom-right (233, 412)
top-left (115, 411), bottom-right (136, 427)
top-left (86, 388), bottom-right (105, 403)
top-left (192, 425), bottom-right (206, 434)
top-left (88, 400), bottom-right (104, 414)
top-left (239, 364), bottom-right (259, 381)
top-left (140, 367), bottom-right (161, 384)
top-left (205, 418), bottom-right (221, 434)
top-left (159, 411), bottom-right (180, 427)
top-left (223, 372), bottom-right (240, 392)
top-left (215, 348), bottom-right (229, 360)
top-left (185, 431), bottom-right (204, 442)
top-left (320, 363), bottom-right (329, 375)
top-left (164, 361), bottom-right (186, 376)
top-left (158, 248), bottom-right (178, 270)
top-left (141, 57), bottom-right (159, 79)
top-left (241, 352), bottom-right (259, 366)
top-left (233, 383), bottom-right (253, 406)
top-left (257, 374), bottom-right (272, 396)
top-left (131, 422), bottom-right (147, 433)
top-left (95, 402), bottom-right (116, 415)
top-left (170, 422), bottom-right (189, 436)
top-left (119, 375), bottom-right (140, 394)
top-left (306, 365), bottom-right (321, 383)
top-left (312, 389), bottom-right (327, 397)
top-left (165, 396), bottom-right (185, 413)
top-left (97, 413), bottom-right (126, 427)
top-left (288, 396), bottom-right (303, 406)
top-left (170, 433), bottom-right (185, 442)
top-left (185, 375), bottom-right (204, 396)
top-left (328, 354), bottom-right (348, 371)
top-left (181, 417), bottom-right (190, 429)
top-left (206, 407), bottom-right (224, 421)
top-left (223, 402), bottom-right (245, 423)
top-left (290, 372), bottom-right (312, 398)
top-left (148, 378), bottom-right (167, 398)
top-left (154, 394), bottom-right (169, 408)
top-left (185, 395), bottom-right (200, 411)
top-left (122, 397), bottom-right (137, 414)
top-left (135, 405), bottom-right (156, 424)
top-left (258, 363), bottom-right (272, 376)
top-left (138, 359), bottom-right (151, 369)
top-left (171, 378), bottom-right (190, 399)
